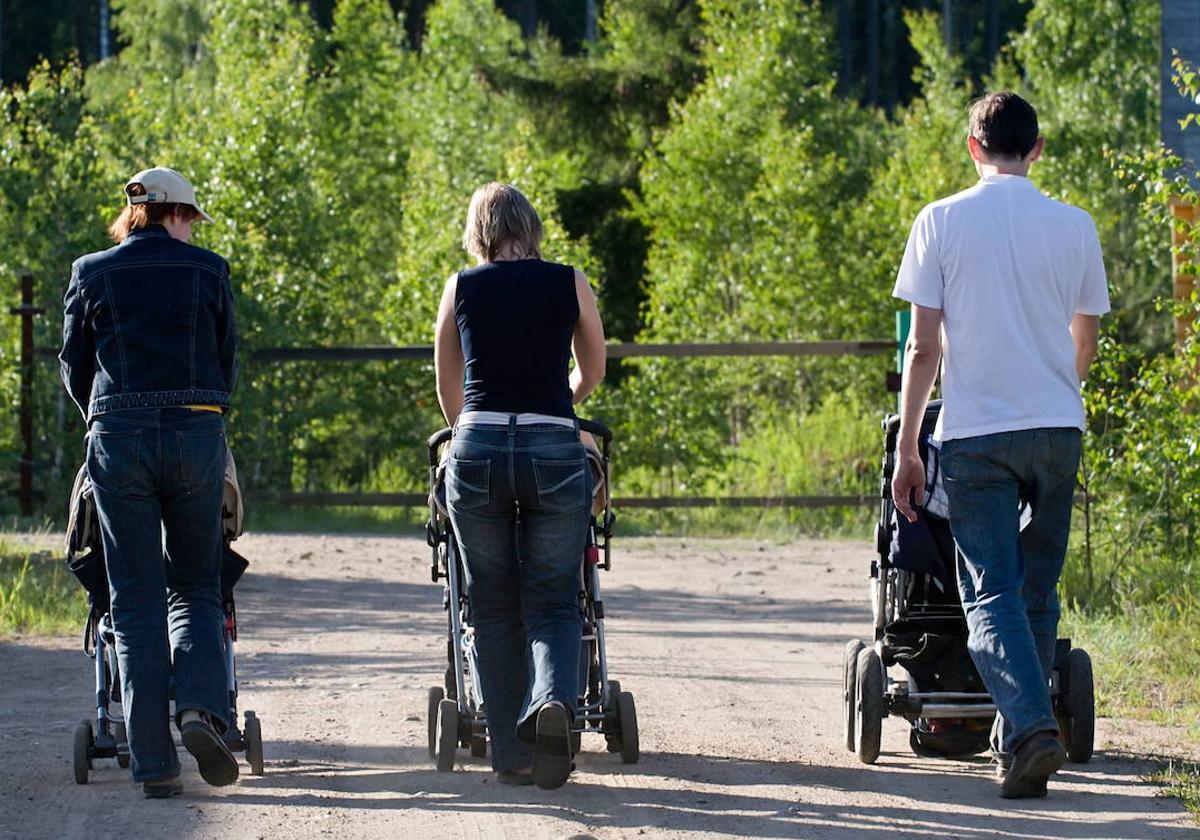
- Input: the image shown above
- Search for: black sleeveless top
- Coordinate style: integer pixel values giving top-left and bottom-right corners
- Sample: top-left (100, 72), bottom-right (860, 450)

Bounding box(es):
top-left (455, 259), bottom-right (579, 418)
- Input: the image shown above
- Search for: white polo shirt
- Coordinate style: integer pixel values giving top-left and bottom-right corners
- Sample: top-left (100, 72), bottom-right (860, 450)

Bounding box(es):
top-left (893, 174), bottom-right (1110, 442)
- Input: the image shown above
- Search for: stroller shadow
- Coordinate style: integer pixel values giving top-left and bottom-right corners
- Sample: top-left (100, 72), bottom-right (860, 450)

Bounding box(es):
top-left (213, 737), bottom-right (1192, 840)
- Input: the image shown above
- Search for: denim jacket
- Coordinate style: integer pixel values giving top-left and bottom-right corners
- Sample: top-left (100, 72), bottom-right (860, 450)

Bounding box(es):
top-left (59, 225), bottom-right (238, 422)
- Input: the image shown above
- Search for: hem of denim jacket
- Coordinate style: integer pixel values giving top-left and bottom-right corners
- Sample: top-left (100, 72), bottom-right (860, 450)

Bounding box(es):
top-left (89, 389), bottom-right (230, 419)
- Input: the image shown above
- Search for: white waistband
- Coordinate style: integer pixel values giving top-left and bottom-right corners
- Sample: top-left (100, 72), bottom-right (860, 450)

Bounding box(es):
top-left (457, 410), bottom-right (576, 429)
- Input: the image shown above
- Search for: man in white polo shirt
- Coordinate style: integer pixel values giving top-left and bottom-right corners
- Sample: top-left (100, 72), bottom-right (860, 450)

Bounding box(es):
top-left (891, 92), bottom-right (1109, 799)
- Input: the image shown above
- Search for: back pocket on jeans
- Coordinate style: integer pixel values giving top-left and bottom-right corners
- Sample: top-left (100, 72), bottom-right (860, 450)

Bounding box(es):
top-left (532, 458), bottom-right (587, 512)
top-left (87, 430), bottom-right (143, 492)
top-left (447, 458), bottom-right (490, 511)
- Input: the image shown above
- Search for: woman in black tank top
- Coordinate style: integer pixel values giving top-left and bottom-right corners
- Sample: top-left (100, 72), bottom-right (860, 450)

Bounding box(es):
top-left (433, 183), bottom-right (606, 789)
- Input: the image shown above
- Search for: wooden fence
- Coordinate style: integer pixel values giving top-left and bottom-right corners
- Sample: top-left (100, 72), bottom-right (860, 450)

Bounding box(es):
top-left (9, 274), bottom-right (899, 513)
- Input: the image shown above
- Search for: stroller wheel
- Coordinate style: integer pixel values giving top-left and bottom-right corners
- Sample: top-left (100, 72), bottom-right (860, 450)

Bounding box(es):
top-left (427, 686), bottom-right (444, 760)
top-left (113, 721), bottom-right (131, 769)
top-left (842, 640), bottom-right (865, 752)
top-left (470, 734), bottom-right (488, 758)
top-left (854, 648), bottom-right (884, 765)
top-left (1063, 648), bottom-right (1095, 763)
top-left (244, 711), bottom-right (265, 775)
top-left (616, 691), bottom-right (639, 764)
top-left (604, 680), bottom-right (622, 753)
top-left (73, 720), bottom-right (94, 784)
top-left (436, 699), bottom-right (459, 772)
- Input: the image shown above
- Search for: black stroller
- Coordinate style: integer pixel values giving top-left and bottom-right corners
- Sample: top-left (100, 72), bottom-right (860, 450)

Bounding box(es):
top-left (842, 400), bottom-right (1095, 765)
top-left (65, 454), bottom-right (265, 783)
top-left (424, 419), bottom-right (640, 771)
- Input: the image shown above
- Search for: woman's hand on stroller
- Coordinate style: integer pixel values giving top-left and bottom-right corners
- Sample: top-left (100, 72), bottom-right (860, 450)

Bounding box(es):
top-left (892, 451), bottom-right (926, 523)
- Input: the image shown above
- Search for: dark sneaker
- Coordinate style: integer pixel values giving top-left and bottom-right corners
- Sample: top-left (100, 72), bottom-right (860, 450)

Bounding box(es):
top-left (142, 776), bottom-right (183, 799)
top-left (496, 769), bottom-right (535, 786)
top-left (1000, 732), bottom-right (1066, 799)
top-left (531, 702), bottom-right (572, 791)
top-left (180, 718), bottom-right (240, 787)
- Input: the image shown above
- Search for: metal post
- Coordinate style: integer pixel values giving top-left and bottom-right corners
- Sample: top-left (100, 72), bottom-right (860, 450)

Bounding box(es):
top-left (584, 0), bottom-right (597, 42)
top-left (99, 0), bottom-right (111, 61)
top-left (896, 309), bottom-right (911, 412)
top-left (9, 274), bottom-right (43, 517)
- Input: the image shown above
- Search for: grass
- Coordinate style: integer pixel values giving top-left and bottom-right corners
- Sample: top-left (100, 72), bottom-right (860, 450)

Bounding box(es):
top-left (1151, 759), bottom-right (1200, 817)
top-left (247, 503), bottom-right (426, 535)
top-left (0, 540), bottom-right (87, 635)
top-left (1061, 605), bottom-right (1200, 820)
top-left (1060, 606), bottom-right (1200, 739)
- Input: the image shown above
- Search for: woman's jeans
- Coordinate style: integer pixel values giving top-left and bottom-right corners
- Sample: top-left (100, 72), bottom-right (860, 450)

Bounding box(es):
top-left (446, 420), bottom-right (591, 772)
top-left (939, 427), bottom-right (1082, 762)
top-left (87, 407), bottom-right (229, 782)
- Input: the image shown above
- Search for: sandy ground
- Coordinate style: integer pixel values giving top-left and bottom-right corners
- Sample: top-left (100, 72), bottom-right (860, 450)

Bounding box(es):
top-left (0, 533), bottom-right (1196, 840)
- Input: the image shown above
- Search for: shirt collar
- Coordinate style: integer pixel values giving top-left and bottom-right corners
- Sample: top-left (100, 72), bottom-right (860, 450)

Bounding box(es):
top-left (979, 173), bottom-right (1034, 187)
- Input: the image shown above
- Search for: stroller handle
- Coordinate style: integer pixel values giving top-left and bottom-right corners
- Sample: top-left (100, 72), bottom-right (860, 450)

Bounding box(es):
top-left (427, 418), bottom-right (614, 466)
top-left (428, 428), bottom-right (453, 466)
top-left (578, 418), bottom-right (612, 443)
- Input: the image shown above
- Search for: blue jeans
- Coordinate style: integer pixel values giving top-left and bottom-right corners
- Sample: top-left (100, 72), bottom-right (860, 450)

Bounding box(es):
top-left (939, 427), bottom-right (1081, 761)
top-left (87, 407), bottom-right (230, 783)
top-left (446, 421), bottom-right (591, 772)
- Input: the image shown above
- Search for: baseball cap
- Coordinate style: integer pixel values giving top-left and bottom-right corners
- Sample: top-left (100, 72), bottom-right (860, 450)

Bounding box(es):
top-left (124, 167), bottom-right (214, 224)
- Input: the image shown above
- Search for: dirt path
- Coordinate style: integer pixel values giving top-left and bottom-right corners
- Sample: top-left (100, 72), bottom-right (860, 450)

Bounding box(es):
top-left (1, 533), bottom-right (1195, 840)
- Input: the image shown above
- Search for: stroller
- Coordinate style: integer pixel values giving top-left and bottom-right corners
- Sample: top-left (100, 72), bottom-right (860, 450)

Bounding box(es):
top-left (65, 450), bottom-right (265, 783)
top-left (424, 418), bottom-right (640, 771)
top-left (842, 400), bottom-right (1095, 765)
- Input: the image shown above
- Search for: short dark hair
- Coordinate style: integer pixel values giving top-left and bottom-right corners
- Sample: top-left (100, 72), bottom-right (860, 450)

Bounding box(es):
top-left (968, 92), bottom-right (1039, 160)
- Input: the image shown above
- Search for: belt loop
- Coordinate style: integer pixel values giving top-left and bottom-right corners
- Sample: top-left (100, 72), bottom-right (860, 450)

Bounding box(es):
top-left (507, 414), bottom-right (517, 440)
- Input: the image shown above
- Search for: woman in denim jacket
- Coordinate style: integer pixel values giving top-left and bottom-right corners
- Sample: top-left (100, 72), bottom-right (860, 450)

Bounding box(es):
top-left (433, 183), bottom-right (606, 789)
top-left (59, 167), bottom-right (239, 799)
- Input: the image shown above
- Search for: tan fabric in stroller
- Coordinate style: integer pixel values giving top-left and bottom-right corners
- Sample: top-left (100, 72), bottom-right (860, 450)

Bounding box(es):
top-left (66, 445), bottom-right (245, 554)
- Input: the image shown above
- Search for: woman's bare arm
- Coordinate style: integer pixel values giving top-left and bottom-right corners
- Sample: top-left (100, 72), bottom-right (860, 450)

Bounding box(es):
top-left (434, 274), bottom-right (465, 426)
top-left (570, 269), bottom-right (606, 404)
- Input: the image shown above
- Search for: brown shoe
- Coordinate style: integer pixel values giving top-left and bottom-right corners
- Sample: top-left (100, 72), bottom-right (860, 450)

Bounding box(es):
top-left (1000, 732), bottom-right (1066, 799)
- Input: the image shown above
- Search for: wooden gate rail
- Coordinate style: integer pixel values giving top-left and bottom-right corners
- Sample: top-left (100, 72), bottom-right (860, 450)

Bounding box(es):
top-left (247, 339), bottom-right (894, 362)
top-left (261, 492), bottom-right (877, 509)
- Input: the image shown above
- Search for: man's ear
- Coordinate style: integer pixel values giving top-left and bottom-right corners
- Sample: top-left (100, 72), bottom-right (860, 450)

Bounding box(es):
top-left (1026, 137), bottom-right (1045, 164)
top-left (967, 135), bottom-right (985, 162)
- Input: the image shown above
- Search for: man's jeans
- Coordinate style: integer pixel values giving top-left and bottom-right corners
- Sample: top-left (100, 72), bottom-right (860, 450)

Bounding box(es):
top-left (939, 427), bottom-right (1081, 761)
top-left (446, 420), bottom-right (591, 772)
top-left (87, 407), bottom-right (229, 783)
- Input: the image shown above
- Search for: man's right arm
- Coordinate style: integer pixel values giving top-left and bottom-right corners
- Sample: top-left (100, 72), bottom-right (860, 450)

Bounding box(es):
top-left (893, 304), bottom-right (942, 523)
top-left (1070, 313), bottom-right (1099, 382)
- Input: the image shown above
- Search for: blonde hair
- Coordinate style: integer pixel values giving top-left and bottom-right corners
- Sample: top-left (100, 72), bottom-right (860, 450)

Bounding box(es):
top-left (462, 182), bottom-right (543, 262)
top-left (108, 182), bottom-right (200, 243)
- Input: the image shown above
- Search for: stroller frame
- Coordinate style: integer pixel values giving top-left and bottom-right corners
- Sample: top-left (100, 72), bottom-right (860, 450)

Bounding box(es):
top-left (424, 418), bottom-right (640, 771)
top-left (66, 457), bottom-right (265, 784)
top-left (71, 563), bottom-right (264, 784)
top-left (842, 401), bottom-right (1096, 765)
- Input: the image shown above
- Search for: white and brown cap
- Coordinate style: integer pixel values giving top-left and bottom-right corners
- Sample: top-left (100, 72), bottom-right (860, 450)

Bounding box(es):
top-left (124, 167), bottom-right (214, 223)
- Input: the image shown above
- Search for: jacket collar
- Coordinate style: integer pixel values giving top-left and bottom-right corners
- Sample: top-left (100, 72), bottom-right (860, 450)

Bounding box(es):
top-left (123, 224), bottom-right (171, 241)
